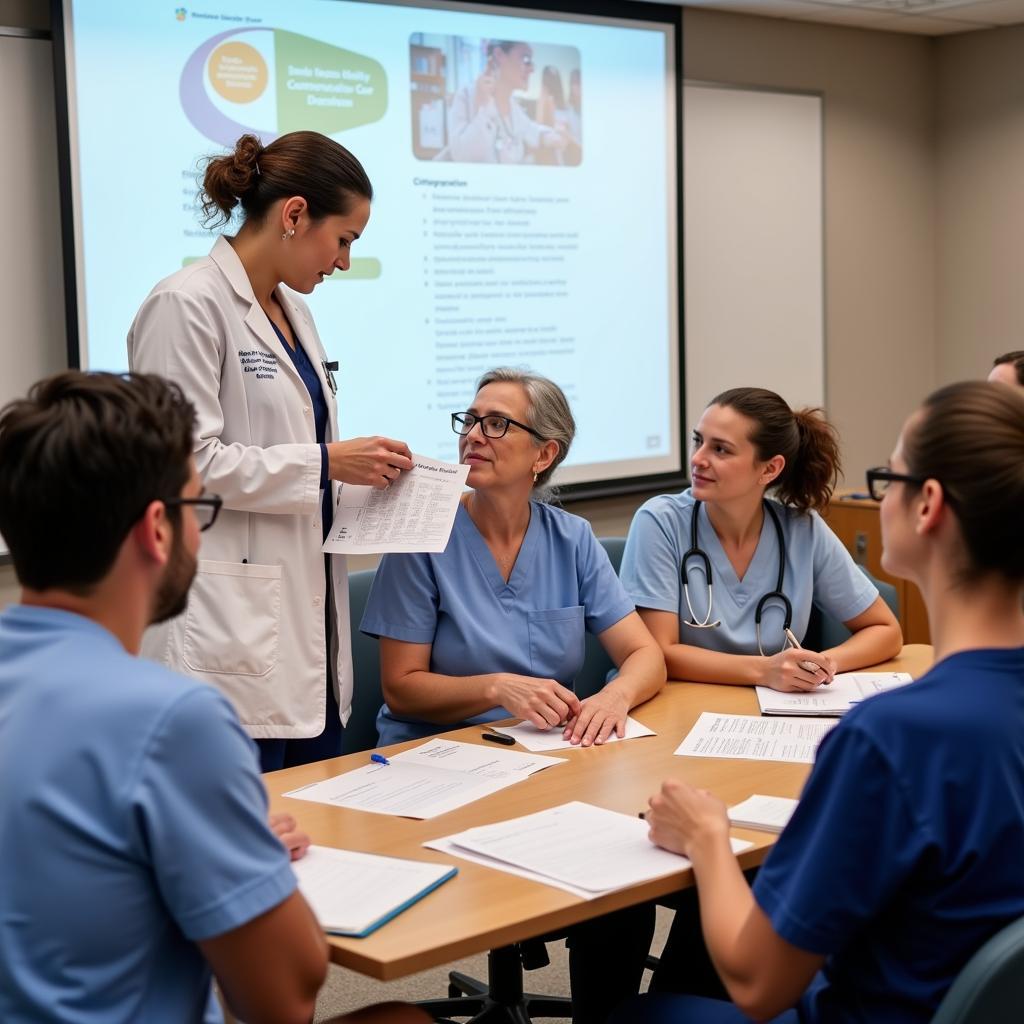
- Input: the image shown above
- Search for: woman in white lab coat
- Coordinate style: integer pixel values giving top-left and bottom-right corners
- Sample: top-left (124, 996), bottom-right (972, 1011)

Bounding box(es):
top-left (129, 131), bottom-right (412, 771)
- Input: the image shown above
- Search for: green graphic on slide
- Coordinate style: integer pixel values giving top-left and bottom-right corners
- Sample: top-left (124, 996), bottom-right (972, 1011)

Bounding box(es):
top-left (275, 30), bottom-right (387, 133)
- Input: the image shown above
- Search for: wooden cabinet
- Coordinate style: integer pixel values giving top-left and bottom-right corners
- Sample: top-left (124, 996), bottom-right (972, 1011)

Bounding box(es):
top-left (821, 490), bottom-right (930, 644)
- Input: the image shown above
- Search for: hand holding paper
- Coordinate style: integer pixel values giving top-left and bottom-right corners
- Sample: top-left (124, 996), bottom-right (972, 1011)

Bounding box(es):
top-left (323, 454), bottom-right (469, 554)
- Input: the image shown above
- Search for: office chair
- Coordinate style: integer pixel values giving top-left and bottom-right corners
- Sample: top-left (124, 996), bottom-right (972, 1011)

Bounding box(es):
top-left (930, 914), bottom-right (1024, 1023)
top-left (804, 566), bottom-right (900, 651)
top-left (576, 537), bottom-right (628, 699)
top-left (340, 568), bottom-right (384, 754)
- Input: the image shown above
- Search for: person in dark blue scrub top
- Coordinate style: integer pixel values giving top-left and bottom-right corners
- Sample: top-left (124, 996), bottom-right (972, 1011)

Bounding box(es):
top-left (615, 380), bottom-right (1024, 1024)
top-left (362, 367), bottom-right (666, 748)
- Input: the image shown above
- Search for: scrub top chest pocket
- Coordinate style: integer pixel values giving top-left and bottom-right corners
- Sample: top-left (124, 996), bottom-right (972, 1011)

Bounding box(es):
top-left (527, 605), bottom-right (585, 684)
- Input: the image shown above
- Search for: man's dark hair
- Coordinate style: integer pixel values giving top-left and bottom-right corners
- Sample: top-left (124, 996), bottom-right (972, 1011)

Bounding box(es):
top-left (993, 350), bottom-right (1024, 386)
top-left (0, 371), bottom-right (195, 592)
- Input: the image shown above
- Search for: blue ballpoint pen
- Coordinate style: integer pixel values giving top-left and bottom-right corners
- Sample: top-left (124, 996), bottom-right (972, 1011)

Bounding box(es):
top-left (370, 753), bottom-right (390, 765)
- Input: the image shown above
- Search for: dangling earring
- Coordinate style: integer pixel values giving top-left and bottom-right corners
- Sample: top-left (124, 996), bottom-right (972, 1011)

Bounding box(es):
top-left (533, 472), bottom-right (538, 484)
top-left (281, 228), bottom-right (295, 241)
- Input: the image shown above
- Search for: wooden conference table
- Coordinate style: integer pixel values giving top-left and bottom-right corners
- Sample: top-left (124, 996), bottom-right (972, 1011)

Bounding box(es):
top-left (266, 644), bottom-right (933, 981)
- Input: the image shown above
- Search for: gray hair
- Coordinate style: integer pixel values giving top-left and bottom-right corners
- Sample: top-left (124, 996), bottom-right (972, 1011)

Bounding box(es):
top-left (476, 367), bottom-right (576, 493)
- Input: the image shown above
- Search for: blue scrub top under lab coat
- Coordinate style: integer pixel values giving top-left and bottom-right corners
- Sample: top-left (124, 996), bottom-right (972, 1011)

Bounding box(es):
top-left (361, 500), bottom-right (636, 745)
top-left (620, 489), bottom-right (877, 656)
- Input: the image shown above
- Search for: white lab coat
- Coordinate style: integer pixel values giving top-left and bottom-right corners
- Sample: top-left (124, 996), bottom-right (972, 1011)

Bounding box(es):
top-left (127, 236), bottom-right (352, 738)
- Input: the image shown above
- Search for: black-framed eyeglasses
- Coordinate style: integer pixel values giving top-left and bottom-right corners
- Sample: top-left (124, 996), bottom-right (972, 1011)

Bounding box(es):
top-left (451, 411), bottom-right (545, 441)
top-left (163, 492), bottom-right (223, 532)
top-left (865, 467), bottom-right (927, 502)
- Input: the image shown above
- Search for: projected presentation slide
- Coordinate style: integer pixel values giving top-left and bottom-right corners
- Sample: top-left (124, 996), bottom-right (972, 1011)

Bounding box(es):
top-left (61, 0), bottom-right (678, 487)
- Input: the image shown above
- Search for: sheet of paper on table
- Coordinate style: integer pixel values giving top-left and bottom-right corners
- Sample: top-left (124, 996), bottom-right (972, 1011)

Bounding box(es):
top-left (490, 715), bottom-right (656, 752)
top-left (322, 454), bottom-right (469, 554)
top-left (755, 671), bottom-right (913, 717)
top-left (675, 712), bottom-right (837, 764)
top-left (728, 794), bottom-right (799, 834)
top-left (425, 801), bottom-right (751, 897)
top-left (291, 845), bottom-right (457, 937)
top-left (283, 738), bottom-right (566, 819)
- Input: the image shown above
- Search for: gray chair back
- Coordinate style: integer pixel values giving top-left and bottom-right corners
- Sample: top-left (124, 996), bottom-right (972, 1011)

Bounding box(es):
top-left (341, 568), bottom-right (383, 754)
top-left (804, 566), bottom-right (899, 651)
top-left (575, 537), bottom-right (627, 699)
top-left (930, 914), bottom-right (1024, 1023)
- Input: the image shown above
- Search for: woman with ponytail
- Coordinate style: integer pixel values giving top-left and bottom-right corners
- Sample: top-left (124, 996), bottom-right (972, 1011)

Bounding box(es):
top-left (128, 131), bottom-right (412, 771)
top-left (620, 387), bottom-right (902, 692)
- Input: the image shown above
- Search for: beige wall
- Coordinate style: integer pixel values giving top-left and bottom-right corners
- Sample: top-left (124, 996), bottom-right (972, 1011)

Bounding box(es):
top-left (935, 23), bottom-right (1024, 383)
top-left (683, 8), bottom-right (937, 487)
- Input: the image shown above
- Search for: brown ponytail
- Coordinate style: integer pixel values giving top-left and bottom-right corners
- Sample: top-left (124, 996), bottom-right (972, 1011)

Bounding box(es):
top-left (199, 130), bottom-right (373, 228)
top-left (709, 387), bottom-right (841, 514)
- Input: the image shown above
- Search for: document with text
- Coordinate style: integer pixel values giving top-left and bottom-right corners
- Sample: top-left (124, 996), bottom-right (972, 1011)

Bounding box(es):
top-left (755, 672), bottom-right (913, 717)
top-left (491, 716), bottom-right (656, 752)
top-left (291, 845), bottom-right (457, 937)
top-left (427, 801), bottom-right (751, 896)
top-left (323, 454), bottom-right (469, 554)
top-left (284, 739), bottom-right (565, 819)
top-left (674, 712), bottom-right (837, 764)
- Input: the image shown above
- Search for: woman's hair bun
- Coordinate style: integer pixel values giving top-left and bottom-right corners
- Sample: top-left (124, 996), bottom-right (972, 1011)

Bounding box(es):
top-left (199, 133), bottom-right (264, 225)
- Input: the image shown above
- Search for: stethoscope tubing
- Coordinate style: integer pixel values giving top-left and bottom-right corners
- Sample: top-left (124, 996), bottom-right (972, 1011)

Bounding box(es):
top-left (680, 499), bottom-right (794, 655)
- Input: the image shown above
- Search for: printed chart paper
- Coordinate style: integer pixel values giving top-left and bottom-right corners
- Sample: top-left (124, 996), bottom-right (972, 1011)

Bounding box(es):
top-left (323, 455), bottom-right (468, 554)
top-left (674, 712), bottom-right (837, 764)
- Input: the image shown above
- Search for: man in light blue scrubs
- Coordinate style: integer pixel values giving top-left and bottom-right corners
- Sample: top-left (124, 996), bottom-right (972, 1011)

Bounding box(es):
top-left (0, 372), bottom-right (421, 1024)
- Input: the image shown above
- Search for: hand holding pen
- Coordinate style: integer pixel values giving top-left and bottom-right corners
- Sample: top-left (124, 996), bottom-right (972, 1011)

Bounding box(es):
top-left (783, 627), bottom-right (835, 685)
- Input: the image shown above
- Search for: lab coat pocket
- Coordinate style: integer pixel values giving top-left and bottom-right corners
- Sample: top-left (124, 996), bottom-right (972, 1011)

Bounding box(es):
top-left (527, 606), bottom-right (585, 683)
top-left (182, 560), bottom-right (281, 676)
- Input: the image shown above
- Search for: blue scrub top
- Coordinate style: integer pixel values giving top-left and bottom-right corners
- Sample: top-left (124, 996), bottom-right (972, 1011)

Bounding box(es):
top-left (620, 489), bottom-right (876, 655)
top-left (754, 646), bottom-right (1024, 1024)
top-left (0, 606), bottom-right (296, 1024)
top-left (269, 318), bottom-right (332, 537)
top-left (361, 500), bottom-right (636, 745)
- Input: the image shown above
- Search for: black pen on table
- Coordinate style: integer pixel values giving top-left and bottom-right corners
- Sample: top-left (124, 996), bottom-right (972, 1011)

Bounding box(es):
top-left (481, 729), bottom-right (515, 746)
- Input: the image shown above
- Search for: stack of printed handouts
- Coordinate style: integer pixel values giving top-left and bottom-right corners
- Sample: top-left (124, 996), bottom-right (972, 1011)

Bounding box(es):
top-left (727, 794), bottom-right (799, 834)
top-left (284, 739), bottom-right (565, 819)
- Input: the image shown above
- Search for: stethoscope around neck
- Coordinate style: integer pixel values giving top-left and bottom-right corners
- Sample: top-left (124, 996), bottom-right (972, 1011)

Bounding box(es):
top-left (681, 499), bottom-right (793, 657)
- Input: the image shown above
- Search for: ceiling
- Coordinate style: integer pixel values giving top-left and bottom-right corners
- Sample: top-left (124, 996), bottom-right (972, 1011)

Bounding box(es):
top-left (679, 0), bottom-right (1024, 34)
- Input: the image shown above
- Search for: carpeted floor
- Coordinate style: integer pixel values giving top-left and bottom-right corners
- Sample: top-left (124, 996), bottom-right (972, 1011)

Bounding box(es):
top-left (314, 906), bottom-right (674, 1021)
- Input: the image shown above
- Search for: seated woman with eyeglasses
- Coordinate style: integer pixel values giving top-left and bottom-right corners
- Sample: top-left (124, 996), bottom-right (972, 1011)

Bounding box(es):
top-left (360, 367), bottom-right (665, 748)
top-left (621, 387), bottom-right (902, 695)
top-left (615, 380), bottom-right (1024, 1024)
